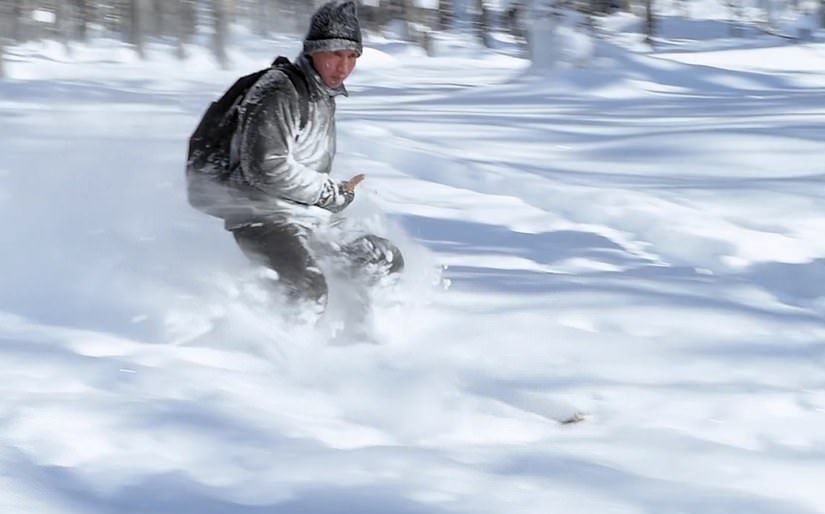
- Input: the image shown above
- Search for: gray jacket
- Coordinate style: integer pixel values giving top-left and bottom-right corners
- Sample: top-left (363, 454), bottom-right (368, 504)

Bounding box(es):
top-left (224, 55), bottom-right (351, 229)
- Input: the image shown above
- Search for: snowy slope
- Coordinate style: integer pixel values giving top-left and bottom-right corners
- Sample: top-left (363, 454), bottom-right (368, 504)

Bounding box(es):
top-left (2, 18), bottom-right (825, 514)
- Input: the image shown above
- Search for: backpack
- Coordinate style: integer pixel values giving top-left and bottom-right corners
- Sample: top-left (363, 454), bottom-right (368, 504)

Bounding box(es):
top-left (186, 56), bottom-right (310, 218)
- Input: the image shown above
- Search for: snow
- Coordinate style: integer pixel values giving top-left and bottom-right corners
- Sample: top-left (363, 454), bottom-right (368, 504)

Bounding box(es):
top-left (2, 11), bottom-right (825, 514)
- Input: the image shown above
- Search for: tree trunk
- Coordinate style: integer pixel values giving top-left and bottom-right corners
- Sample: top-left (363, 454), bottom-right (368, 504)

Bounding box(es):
top-left (506, 1), bottom-right (526, 43)
top-left (525, 2), bottom-right (559, 67)
top-left (254, 0), bottom-right (269, 36)
top-left (12, 0), bottom-right (25, 42)
top-left (0, 0), bottom-right (12, 76)
top-left (438, 0), bottom-right (453, 30)
top-left (75, 0), bottom-right (89, 41)
top-left (180, 0), bottom-right (197, 42)
top-left (54, 2), bottom-right (77, 54)
top-left (765, 0), bottom-right (775, 26)
top-left (171, 0), bottom-right (186, 59)
top-left (56, 0), bottom-right (71, 52)
top-left (402, 0), bottom-right (415, 42)
top-left (0, 0), bottom-right (5, 77)
top-left (212, 0), bottom-right (229, 68)
top-left (819, 0), bottom-right (825, 29)
top-left (0, 38), bottom-right (5, 79)
top-left (386, 0), bottom-right (414, 42)
top-left (644, 0), bottom-right (655, 45)
top-left (475, 0), bottom-right (491, 48)
top-left (129, 0), bottom-right (146, 59)
top-left (728, 0), bottom-right (742, 36)
top-left (150, 0), bottom-right (163, 37)
top-left (292, 0), bottom-right (313, 33)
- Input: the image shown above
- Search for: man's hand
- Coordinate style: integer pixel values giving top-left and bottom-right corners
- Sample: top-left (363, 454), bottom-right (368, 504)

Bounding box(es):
top-left (342, 173), bottom-right (365, 193)
top-left (318, 174), bottom-right (364, 213)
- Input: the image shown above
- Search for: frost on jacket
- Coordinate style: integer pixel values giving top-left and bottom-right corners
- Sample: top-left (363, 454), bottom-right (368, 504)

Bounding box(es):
top-left (224, 55), bottom-right (348, 229)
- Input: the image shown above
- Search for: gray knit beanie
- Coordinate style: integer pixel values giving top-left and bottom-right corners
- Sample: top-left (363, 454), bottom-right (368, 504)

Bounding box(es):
top-left (303, 0), bottom-right (363, 56)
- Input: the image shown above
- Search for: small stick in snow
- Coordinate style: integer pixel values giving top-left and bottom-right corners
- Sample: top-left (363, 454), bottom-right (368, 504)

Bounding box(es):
top-left (559, 412), bottom-right (588, 425)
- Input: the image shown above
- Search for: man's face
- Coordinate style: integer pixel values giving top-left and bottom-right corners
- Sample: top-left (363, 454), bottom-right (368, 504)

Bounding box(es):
top-left (311, 50), bottom-right (359, 89)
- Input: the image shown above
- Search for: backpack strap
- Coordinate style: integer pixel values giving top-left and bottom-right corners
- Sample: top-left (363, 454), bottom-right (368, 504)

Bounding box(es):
top-left (271, 56), bottom-right (311, 131)
top-left (188, 68), bottom-right (268, 154)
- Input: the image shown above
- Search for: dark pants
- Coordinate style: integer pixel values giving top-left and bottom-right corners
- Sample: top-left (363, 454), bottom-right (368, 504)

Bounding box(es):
top-left (231, 222), bottom-right (404, 309)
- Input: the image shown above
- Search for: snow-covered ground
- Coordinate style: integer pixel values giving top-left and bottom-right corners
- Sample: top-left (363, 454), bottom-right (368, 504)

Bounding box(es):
top-left (2, 11), bottom-right (825, 514)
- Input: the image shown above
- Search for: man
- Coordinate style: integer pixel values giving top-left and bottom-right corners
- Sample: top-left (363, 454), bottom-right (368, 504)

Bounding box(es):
top-left (220, 0), bottom-right (403, 313)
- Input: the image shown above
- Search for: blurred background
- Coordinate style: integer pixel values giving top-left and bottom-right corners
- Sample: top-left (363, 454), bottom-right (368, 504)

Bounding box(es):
top-left (0, 0), bottom-right (822, 78)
